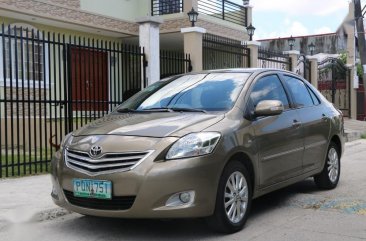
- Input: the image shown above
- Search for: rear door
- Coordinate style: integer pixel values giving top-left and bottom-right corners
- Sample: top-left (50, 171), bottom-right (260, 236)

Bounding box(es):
top-left (249, 74), bottom-right (304, 187)
top-left (281, 75), bottom-right (330, 172)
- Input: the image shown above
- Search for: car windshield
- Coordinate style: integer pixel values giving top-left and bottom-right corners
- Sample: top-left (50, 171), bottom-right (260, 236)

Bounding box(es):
top-left (115, 73), bottom-right (250, 112)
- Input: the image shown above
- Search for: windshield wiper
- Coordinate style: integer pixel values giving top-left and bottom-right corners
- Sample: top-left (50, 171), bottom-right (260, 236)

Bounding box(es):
top-left (169, 107), bottom-right (207, 113)
top-left (116, 108), bottom-right (139, 113)
top-left (140, 107), bottom-right (173, 112)
top-left (141, 107), bottom-right (207, 113)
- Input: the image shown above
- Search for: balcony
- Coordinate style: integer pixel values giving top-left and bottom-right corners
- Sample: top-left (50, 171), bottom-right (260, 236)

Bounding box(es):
top-left (198, 0), bottom-right (248, 27)
top-left (151, 0), bottom-right (184, 16)
top-left (151, 0), bottom-right (248, 27)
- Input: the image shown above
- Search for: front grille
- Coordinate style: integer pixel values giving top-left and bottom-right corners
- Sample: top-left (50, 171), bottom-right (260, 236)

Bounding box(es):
top-left (63, 190), bottom-right (135, 210)
top-left (65, 149), bottom-right (152, 175)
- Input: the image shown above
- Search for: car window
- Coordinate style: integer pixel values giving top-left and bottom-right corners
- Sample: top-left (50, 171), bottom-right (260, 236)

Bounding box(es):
top-left (307, 87), bottom-right (321, 105)
top-left (117, 73), bottom-right (251, 112)
top-left (283, 75), bottom-right (314, 108)
top-left (249, 75), bottom-right (289, 109)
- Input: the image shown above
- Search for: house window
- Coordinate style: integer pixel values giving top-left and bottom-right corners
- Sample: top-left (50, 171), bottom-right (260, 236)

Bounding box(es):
top-left (159, 0), bottom-right (181, 14)
top-left (0, 23), bottom-right (49, 88)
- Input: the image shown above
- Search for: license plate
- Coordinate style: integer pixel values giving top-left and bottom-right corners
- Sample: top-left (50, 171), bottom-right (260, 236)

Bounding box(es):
top-left (73, 179), bottom-right (112, 200)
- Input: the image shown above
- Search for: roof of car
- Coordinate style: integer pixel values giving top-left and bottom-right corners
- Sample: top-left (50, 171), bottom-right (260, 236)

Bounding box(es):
top-left (193, 68), bottom-right (293, 75)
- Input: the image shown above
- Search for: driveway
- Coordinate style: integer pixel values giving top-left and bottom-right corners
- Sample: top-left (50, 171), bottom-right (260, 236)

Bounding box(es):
top-left (1, 140), bottom-right (366, 241)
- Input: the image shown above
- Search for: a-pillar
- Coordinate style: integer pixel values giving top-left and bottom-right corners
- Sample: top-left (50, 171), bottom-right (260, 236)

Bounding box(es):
top-left (136, 16), bottom-right (163, 86)
top-left (247, 41), bottom-right (260, 68)
top-left (307, 56), bottom-right (318, 89)
top-left (283, 50), bottom-right (300, 73)
top-left (181, 27), bottom-right (206, 71)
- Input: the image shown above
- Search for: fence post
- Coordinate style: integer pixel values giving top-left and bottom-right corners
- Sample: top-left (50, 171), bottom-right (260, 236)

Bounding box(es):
top-left (307, 56), bottom-right (318, 89)
top-left (181, 26), bottom-right (206, 71)
top-left (136, 16), bottom-right (163, 86)
top-left (246, 41), bottom-right (260, 68)
top-left (283, 50), bottom-right (299, 72)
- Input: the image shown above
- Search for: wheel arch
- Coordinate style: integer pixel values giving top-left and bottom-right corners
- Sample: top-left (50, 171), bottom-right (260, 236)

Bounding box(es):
top-left (330, 134), bottom-right (342, 155)
top-left (224, 152), bottom-right (256, 193)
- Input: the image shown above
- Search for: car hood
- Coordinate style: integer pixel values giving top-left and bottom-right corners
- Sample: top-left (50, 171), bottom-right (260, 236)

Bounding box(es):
top-left (72, 112), bottom-right (225, 138)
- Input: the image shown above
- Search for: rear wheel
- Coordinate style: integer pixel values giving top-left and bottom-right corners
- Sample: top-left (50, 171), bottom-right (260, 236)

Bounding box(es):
top-left (314, 142), bottom-right (341, 189)
top-left (207, 161), bottom-right (252, 233)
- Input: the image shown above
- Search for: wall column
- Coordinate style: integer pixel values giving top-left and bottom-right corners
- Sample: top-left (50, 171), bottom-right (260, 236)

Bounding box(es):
top-left (247, 41), bottom-right (260, 68)
top-left (307, 56), bottom-right (318, 89)
top-left (136, 16), bottom-right (163, 86)
top-left (181, 27), bottom-right (206, 71)
top-left (246, 5), bottom-right (253, 26)
top-left (283, 50), bottom-right (300, 73)
top-left (347, 64), bottom-right (358, 119)
top-left (183, 0), bottom-right (198, 12)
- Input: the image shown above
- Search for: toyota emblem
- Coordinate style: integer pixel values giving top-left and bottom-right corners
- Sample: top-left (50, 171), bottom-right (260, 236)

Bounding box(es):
top-left (90, 145), bottom-right (102, 157)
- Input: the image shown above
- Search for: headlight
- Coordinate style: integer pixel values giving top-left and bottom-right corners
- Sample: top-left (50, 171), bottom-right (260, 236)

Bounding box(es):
top-left (166, 132), bottom-right (221, 160)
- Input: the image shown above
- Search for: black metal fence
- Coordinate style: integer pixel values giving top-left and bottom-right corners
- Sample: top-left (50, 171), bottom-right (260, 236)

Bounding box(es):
top-left (160, 50), bottom-right (192, 78)
top-left (151, 0), bottom-right (183, 16)
top-left (198, 0), bottom-right (248, 26)
top-left (318, 57), bottom-right (350, 116)
top-left (258, 47), bottom-right (291, 71)
top-left (0, 24), bottom-right (146, 177)
top-left (203, 34), bottom-right (250, 70)
top-left (296, 55), bottom-right (311, 82)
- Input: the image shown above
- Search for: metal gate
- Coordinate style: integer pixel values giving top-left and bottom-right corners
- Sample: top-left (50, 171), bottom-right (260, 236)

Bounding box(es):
top-left (318, 57), bottom-right (350, 116)
top-left (296, 55), bottom-right (311, 82)
top-left (0, 24), bottom-right (147, 177)
top-left (203, 34), bottom-right (250, 70)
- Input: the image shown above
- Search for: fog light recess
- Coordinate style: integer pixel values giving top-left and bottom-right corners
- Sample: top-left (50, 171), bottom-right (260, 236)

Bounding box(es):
top-left (166, 191), bottom-right (195, 207)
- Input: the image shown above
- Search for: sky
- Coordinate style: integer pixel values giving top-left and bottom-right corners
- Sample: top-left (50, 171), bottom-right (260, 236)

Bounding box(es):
top-left (245, 0), bottom-right (353, 40)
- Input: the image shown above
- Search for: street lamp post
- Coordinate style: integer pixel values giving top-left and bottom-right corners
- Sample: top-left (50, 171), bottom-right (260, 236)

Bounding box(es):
top-left (288, 36), bottom-right (295, 50)
top-left (308, 42), bottom-right (316, 55)
top-left (246, 23), bottom-right (255, 41)
top-left (187, 7), bottom-right (199, 27)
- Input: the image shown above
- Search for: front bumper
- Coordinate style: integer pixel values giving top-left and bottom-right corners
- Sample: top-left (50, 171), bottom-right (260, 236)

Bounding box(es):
top-left (51, 136), bottom-right (225, 218)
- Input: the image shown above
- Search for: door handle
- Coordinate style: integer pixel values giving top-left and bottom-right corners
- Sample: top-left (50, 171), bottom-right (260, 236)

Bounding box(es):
top-left (292, 120), bottom-right (302, 128)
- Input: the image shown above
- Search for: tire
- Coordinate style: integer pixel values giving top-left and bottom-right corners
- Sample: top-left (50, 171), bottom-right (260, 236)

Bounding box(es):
top-left (206, 161), bottom-right (252, 233)
top-left (314, 142), bottom-right (341, 189)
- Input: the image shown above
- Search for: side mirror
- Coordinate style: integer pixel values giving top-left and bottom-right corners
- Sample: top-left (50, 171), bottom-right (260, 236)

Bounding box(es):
top-left (254, 100), bottom-right (284, 117)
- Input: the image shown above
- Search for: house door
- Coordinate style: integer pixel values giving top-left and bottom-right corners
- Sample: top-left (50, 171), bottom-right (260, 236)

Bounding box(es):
top-left (70, 47), bottom-right (108, 111)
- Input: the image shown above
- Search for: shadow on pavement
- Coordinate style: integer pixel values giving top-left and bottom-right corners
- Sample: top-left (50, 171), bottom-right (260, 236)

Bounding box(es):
top-left (52, 179), bottom-right (321, 240)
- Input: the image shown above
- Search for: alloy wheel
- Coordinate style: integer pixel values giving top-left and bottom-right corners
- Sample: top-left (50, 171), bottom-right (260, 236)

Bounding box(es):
top-left (224, 171), bottom-right (248, 224)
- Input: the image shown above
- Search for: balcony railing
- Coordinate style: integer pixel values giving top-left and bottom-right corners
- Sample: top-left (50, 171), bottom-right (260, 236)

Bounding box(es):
top-left (151, 0), bottom-right (183, 16)
top-left (198, 0), bottom-right (248, 27)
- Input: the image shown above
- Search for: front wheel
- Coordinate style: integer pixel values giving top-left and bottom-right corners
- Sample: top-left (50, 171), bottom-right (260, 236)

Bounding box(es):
top-left (206, 161), bottom-right (252, 233)
top-left (314, 142), bottom-right (341, 189)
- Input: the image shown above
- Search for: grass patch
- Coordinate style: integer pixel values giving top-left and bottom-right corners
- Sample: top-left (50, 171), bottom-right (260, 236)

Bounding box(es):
top-left (1, 149), bottom-right (54, 178)
top-left (361, 133), bottom-right (366, 139)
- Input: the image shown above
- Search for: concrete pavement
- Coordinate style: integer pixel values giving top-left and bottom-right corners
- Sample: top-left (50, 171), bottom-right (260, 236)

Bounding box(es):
top-left (0, 140), bottom-right (366, 241)
top-left (344, 118), bottom-right (366, 142)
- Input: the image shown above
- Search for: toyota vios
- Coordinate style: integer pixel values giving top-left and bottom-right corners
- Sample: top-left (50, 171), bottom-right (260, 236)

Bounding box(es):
top-left (51, 69), bottom-right (344, 233)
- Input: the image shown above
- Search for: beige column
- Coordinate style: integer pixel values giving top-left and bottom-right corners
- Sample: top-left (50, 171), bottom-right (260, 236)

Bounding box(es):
top-left (136, 16), bottom-right (163, 86)
top-left (181, 27), bottom-right (206, 71)
top-left (246, 5), bottom-right (253, 26)
top-left (246, 41), bottom-right (260, 68)
top-left (347, 64), bottom-right (358, 119)
top-left (183, 0), bottom-right (198, 12)
top-left (344, 2), bottom-right (358, 119)
top-left (307, 56), bottom-right (318, 89)
top-left (283, 50), bottom-right (300, 73)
